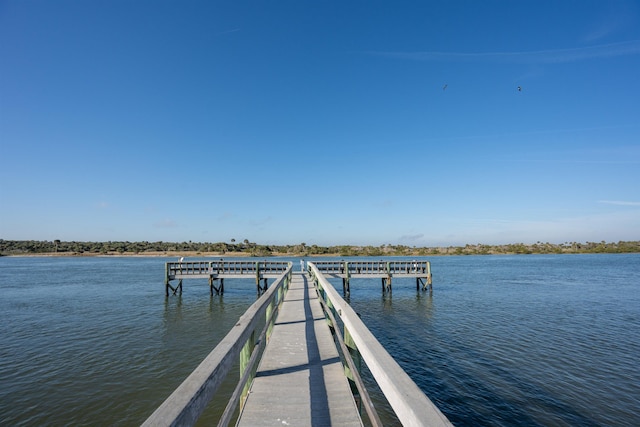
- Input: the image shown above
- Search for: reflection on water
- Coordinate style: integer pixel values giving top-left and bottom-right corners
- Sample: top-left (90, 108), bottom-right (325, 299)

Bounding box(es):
top-left (0, 255), bottom-right (638, 426)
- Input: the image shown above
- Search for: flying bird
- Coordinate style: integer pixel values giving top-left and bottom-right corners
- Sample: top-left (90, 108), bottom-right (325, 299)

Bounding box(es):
top-left (443, 84), bottom-right (448, 91)
top-left (517, 86), bottom-right (522, 92)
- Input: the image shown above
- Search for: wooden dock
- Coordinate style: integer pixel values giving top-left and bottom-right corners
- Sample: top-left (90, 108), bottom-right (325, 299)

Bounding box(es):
top-left (164, 260), bottom-right (290, 296)
top-left (236, 272), bottom-right (363, 426)
top-left (146, 260), bottom-right (452, 427)
top-left (164, 259), bottom-right (433, 296)
top-left (313, 260), bottom-right (433, 293)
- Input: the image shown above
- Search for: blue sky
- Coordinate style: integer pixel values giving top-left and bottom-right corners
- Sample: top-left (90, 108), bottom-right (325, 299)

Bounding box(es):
top-left (1, 1), bottom-right (639, 246)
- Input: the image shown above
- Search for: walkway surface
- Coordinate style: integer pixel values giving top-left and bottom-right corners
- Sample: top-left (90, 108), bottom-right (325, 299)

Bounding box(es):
top-left (236, 272), bottom-right (363, 427)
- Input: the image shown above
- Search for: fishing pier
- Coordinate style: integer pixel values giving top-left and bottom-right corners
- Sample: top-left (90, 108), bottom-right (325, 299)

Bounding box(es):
top-left (164, 260), bottom-right (290, 296)
top-left (313, 260), bottom-right (433, 293)
top-left (148, 260), bottom-right (450, 426)
top-left (165, 259), bottom-right (433, 296)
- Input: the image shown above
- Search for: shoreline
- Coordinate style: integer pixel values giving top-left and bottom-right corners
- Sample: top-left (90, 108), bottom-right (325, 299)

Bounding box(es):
top-left (3, 251), bottom-right (635, 258)
top-left (2, 251), bottom-right (343, 258)
top-left (3, 241), bottom-right (639, 257)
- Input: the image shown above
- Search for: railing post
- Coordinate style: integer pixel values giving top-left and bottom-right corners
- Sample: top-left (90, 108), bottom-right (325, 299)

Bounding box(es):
top-left (315, 280), bottom-right (333, 330)
top-left (240, 330), bottom-right (256, 408)
top-left (342, 261), bottom-right (350, 294)
top-left (344, 326), bottom-right (362, 413)
top-left (255, 261), bottom-right (261, 295)
top-left (266, 299), bottom-right (274, 340)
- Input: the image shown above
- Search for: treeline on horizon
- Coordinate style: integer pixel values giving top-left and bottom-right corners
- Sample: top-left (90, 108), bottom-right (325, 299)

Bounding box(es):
top-left (1, 239), bottom-right (639, 257)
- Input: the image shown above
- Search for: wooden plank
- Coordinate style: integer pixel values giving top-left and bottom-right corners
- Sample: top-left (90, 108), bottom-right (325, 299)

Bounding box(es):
top-left (237, 273), bottom-right (363, 427)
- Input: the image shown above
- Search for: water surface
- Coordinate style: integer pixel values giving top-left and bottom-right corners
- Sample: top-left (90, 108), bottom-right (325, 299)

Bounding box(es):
top-left (0, 254), bottom-right (638, 426)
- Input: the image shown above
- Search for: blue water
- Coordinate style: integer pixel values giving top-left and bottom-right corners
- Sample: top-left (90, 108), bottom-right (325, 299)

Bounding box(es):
top-left (0, 254), bottom-right (638, 426)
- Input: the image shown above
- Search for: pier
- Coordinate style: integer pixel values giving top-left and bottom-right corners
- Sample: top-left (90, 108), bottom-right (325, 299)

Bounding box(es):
top-left (314, 260), bottom-right (433, 293)
top-left (164, 260), bottom-right (290, 296)
top-left (165, 259), bottom-right (433, 296)
top-left (147, 260), bottom-right (451, 426)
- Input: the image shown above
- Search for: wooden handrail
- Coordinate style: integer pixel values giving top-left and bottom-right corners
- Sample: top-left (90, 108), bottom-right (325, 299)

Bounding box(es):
top-left (143, 264), bottom-right (293, 427)
top-left (308, 262), bottom-right (452, 427)
top-left (166, 260), bottom-right (291, 277)
top-left (314, 260), bottom-right (432, 275)
top-left (315, 288), bottom-right (383, 427)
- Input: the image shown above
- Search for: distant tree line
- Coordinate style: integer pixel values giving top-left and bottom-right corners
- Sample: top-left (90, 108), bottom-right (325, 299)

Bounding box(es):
top-left (1, 239), bottom-right (639, 256)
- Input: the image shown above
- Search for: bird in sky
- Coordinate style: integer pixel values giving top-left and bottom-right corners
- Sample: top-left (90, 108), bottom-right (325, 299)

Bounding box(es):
top-left (517, 86), bottom-right (522, 92)
top-left (443, 84), bottom-right (448, 91)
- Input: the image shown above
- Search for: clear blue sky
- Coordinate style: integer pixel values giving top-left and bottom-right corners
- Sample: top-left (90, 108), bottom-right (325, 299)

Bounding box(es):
top-left (1, 1), bottom-right (639, 246)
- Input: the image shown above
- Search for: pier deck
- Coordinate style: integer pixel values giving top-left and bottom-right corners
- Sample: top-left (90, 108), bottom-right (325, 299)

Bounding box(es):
top-left (236, 272), bottom-right (363, 426)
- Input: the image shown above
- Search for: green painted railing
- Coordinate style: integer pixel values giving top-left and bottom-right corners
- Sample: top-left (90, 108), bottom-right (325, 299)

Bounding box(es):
top-left (308, 262), bottom-right (452, 427)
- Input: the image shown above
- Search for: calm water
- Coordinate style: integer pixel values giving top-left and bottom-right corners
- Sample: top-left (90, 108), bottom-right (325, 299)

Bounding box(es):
top-left (0, 255), bottom-right (638, 426)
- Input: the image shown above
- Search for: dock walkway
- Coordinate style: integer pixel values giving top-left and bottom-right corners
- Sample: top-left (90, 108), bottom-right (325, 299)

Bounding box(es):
top-left (236, 272), bottom-right (363, 426)
top-left (146, 261), bottom-right (452, 427)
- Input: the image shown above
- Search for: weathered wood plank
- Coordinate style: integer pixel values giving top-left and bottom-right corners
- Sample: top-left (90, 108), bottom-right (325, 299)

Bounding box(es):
top-left (236, 273), bottom-right (363, 427)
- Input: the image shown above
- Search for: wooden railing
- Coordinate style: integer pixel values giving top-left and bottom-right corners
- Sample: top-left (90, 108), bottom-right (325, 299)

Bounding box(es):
top-left (143, 264), bottom-right (293, 427)
top-left (313, 260), bottom-right (433, 293)
top-left (166, 260), bottom-right (291, 278)
top-left (314, 260), bottom-right (432, 276)
top-left (308, 262), bottom-right (453, 427)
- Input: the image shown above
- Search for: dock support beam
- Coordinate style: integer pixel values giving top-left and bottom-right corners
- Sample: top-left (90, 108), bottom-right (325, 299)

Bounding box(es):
top-left (255, 262), bottom-right (269, 295)
top-left (210, 277), bottom-right (224, 295)
top-left (417, 277), bottom-right (432, 292)
top-left (381, 262), bottom-right (392, 293)
top-left (381, 276), bottom-right (392, 293)
top-left (417, 261), bottom-right (433, 292)
top-left (342, 261), bottom-right (350, 295)
top-left (342, 278), bottom-right (350, 295)
top-left (166, 279), bottom-right (183, 296)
